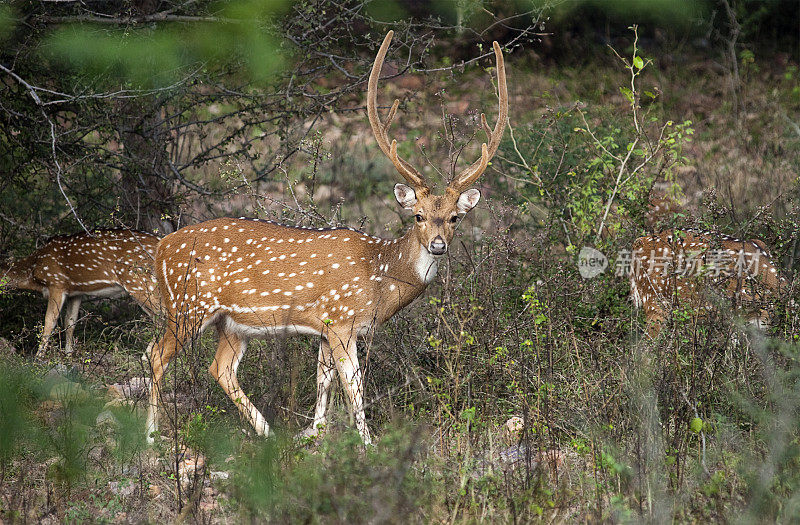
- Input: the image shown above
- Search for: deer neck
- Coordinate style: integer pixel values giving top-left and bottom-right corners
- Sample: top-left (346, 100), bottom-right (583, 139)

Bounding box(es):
top-left (382, 227), bottom-right (439, 283)
top-left (369, 227), bottom-right (439, 323)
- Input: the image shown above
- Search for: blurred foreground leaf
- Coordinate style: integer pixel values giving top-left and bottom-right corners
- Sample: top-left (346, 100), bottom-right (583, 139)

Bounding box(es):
top-left (44, 0), bottom-right (289, 87)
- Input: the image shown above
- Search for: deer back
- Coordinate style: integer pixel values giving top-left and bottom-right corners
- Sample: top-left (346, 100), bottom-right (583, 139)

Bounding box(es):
top-left (3, 230), bottom-right (161, 310)
top-left (156, 218), bottom-right (438, 336)
top-left (630, 229), bottom-right (784, 329)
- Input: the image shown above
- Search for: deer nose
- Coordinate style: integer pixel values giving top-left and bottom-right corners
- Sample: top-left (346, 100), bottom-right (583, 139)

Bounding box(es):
top-left (429, 236), bottom-right (447, 255)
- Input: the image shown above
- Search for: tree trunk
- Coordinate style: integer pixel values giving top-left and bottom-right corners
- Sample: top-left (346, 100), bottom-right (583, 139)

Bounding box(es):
top-left (114, 98), bottom-right (177, 234)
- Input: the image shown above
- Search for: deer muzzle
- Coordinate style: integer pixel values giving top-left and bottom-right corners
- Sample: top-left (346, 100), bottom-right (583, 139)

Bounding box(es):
top-left (429, 236), bottom-right (447, 256)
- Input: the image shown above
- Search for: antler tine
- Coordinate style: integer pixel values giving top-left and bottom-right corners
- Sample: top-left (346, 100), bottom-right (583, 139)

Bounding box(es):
top-left (367, 31), bottom-right (429, 190)
top-left (389, 138), bottom-right (431, 178)
top-left (451, 40), bottom-right (509, 191)
top-left (384, 99), bottom-right (400, 133)
top-left (474, 143), bottom-right (489, 177)
top-left (480, 113), bottom-right (492, 139)
top-left (389, 140), bottom-right (403, 171)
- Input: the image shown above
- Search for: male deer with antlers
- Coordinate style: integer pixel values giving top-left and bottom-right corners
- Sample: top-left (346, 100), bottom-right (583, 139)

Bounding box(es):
top-left (145, 31), bottom-right (508, 444)
top-left (0, 229), bottom-right (161, 357)
top-left (629, 228), bottom-right (786, 337)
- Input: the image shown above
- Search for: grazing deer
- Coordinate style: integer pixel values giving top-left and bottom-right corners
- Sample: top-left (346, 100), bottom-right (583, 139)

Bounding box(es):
top-left (629, 228), bottom-right (786, 337)
top-left (145, 31), bottom-right (508, 444)
top-left (0, 229), bottom-right (161, 357)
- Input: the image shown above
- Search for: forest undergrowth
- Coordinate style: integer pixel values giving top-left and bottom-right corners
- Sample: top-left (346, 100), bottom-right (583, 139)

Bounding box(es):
top-left (2, 24), bottom-right (800, 523)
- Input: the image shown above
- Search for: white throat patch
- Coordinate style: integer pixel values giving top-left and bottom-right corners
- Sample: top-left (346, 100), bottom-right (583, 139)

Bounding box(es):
top-left (415, 246), bottom-right (439, 284)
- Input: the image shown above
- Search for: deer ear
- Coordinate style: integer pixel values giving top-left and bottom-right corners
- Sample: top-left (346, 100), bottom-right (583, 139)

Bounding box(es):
top-left (394, 184), bottom-right (417, 209)
top-left (457, 188), bottom-right (481, 213)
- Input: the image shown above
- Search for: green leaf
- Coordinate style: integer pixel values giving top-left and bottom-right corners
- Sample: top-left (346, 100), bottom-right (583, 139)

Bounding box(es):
top-left (633, 56), bottom-right (644, 70)
top-left (689, 417), bottom-right (703, 434)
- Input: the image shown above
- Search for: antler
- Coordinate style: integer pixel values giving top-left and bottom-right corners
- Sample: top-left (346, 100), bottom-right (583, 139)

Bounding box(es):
top-left (367, 31), bottom-right (429, 191)
top-left (450, 41), bottom-right (509, 191)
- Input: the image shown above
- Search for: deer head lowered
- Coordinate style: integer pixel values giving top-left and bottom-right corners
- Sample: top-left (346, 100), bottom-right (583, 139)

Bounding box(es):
top-left (0, 229), bottom-right (161, 357)
top-left (145, 31), bottom-right (508, 444)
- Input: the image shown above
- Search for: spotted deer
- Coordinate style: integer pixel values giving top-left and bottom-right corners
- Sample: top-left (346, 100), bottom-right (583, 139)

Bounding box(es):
top-left (630, 229), bottom-right (786, 337)
top-left (645, 192), bottom-right (682, 230)
top-left (0, 229), bottom-right (162, 357)
top-left (145, 31), bottom-right (508, 445)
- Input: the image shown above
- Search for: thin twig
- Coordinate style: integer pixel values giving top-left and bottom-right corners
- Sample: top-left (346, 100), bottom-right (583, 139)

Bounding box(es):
top-left (45, 108), bottom-right (90, 233)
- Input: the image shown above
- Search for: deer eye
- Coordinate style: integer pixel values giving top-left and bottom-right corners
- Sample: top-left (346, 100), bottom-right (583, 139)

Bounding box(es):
top-left (415, 214), bottom-right (424, 223)
top-left (449, 215), bottom-right (459, 223)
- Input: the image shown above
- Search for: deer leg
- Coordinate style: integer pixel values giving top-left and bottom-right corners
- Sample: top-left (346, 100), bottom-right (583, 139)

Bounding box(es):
top-left (141, 338), bottom-right (156, 364)
top-left (36, 288), bottom-right (66, 358)
top-left (63, 296), bottom-right (81, 355)
top-left (300, 338), bottom-right (336, 438)
top-left (135, 283), bottom-right (163, 363)
top-left (209, 329), bottom-right (269, 437)
top-left (145, 324), bottom-right (184, 444)
top-left (644, 303), bottom-right (667, 339)
top-left (646, 319), bottom-right (664, 339)
top-left (329, 330), bottom-right (371, 445)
